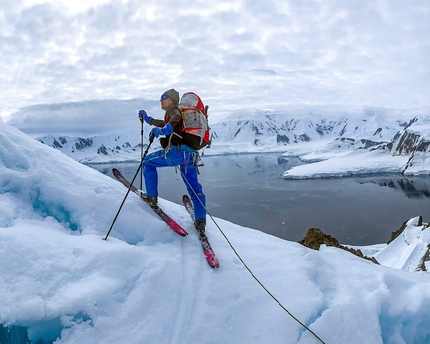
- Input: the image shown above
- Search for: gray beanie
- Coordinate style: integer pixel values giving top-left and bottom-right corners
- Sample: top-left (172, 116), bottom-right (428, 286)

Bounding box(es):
top-left (162, 89), bottom-right (180, 106)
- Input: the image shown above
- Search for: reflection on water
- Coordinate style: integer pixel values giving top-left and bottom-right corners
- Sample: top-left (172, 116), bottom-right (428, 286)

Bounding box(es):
top-left (360, 178), bottom-right (430, 198)
top-left (90, 154), bottom-right (430, 246)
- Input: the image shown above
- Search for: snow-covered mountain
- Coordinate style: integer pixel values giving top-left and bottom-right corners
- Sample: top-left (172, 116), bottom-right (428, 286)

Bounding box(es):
top-left (211, 107), bottom-right (408, 146)
top-left (35, 106), bottom-right (430, 175)
top-left (37, 132), bottom-right (147, 164)
top-left (2, 113), bottom-right (430, 344)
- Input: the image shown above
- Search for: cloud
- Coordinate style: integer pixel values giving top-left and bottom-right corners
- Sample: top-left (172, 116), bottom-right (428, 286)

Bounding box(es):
top-left (1, 0), bottom-right (429, 135)
top-left (7, 98), bottom-right (160, 136)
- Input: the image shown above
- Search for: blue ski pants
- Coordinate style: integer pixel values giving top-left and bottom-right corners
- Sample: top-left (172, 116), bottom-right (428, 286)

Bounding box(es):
top-left (142, 144), bottom-right (206, 221)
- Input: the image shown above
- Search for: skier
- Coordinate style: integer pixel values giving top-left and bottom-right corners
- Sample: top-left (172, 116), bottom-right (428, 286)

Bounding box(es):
top-left (138, 89), bottom-right (207, 236)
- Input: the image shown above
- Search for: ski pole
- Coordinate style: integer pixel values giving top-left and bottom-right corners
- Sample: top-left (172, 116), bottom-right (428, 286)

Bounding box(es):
top-left (103, 135), bottom-right (154, 241)
top-left (140, 119), bottom-right (144, 190)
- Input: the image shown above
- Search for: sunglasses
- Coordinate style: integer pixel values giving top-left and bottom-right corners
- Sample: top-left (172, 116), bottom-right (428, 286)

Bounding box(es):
top-left (160, 94), bottom-right (168, 100)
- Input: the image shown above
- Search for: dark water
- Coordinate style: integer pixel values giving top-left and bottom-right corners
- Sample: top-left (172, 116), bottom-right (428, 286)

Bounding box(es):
top-left (90, 154), bottom-right (430, 245)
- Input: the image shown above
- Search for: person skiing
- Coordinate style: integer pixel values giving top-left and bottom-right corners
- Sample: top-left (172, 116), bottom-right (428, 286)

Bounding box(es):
top-left (138, 89), bottom-right (207, 236)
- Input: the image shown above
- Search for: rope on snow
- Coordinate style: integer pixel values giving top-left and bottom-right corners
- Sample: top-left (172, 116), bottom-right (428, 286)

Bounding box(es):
top-left (179, 168), bottom-right (326, 344)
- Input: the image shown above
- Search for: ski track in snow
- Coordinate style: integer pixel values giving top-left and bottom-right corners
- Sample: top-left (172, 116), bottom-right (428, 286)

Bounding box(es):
top-left (168, 230), bottom-right (199, 343)
top-left (407, 244), bottom-right (425, 271)
top-left (401, 229), bottom-right (426, 272)
top-left (166, 216), bottom-right (216, 343)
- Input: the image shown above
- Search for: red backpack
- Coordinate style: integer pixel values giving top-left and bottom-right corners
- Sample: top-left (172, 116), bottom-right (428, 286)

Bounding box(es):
top-left (179, 92), bottom-right (211, 150)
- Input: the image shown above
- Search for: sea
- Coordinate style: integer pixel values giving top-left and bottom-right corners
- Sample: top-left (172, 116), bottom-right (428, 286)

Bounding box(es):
top-left (89, 153), bottom-right (430, 245)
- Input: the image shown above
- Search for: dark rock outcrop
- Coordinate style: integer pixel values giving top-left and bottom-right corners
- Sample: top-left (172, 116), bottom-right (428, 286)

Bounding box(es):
top-left (75, 138), bottom-right (93, 151)
top-left (97, 145), bottom-right (108, 155)
top-left (417, 244), bottom-right (430, 272)
top-left (299, 227), bottom-right (379, 264)
top-left (390, 130), bottom-right (430, 156)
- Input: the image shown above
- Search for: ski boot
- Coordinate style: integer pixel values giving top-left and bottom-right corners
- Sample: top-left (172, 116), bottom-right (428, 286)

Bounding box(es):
top-left (138, 191), bottom-right (158, 207)
top-left (195, 218), bottom-right (207, 240)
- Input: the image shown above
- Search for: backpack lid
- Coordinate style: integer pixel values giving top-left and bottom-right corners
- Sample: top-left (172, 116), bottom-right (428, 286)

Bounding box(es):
top-left (179, 92), bottom-right (205, 113)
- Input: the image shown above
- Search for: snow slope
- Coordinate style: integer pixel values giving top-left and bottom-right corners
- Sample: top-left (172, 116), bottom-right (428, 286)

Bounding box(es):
top-left (374, 217), bottom-right (430, 272)
top-left (2, 122), bottom-right (430, 344)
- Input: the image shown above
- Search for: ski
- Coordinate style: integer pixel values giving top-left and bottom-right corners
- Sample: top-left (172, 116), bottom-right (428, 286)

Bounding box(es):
top-left (182, 195), bottom-right (220, 268)
top-left (112, 168), bottom-right (188, 237)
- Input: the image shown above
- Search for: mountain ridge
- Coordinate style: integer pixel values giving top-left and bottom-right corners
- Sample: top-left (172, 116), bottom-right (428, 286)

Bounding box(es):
top-left (35, 107), bottom-right (430, 174)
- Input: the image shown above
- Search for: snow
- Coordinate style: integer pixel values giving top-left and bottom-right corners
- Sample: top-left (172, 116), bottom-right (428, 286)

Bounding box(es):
top-left (282, 149), bottom-right (410, 179)
top-left (2, 121), bottom-right (430, 343)
top-left (374, 217), bottom-right (430, 272)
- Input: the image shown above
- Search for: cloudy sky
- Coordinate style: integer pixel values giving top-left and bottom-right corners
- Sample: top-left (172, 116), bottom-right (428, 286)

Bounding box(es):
top-left (1, 0), bottom-right (429, 135)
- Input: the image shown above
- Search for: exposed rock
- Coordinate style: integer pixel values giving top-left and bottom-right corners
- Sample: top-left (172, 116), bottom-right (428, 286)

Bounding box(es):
top-left (296, 133), bottom-right (311, 142)
top-left (299, 227), bottom-right (379, 264)
top-left (394, 131), bottom-right (421, 155)
top-left (75, 138), bottom-right (94, 151)
top-left (299, 227), bottom-right (339, 249)
top-left (387, 220), bottom-right (408, 244)
top-left (360, 139), bottom-right (384, 149)
top-left (417, 244), bottom-right (430, 272)
top-left (97, 145), bottom-right (108, 155)
top-left (52, 138), bottom-right (63, 149)
top-left (276, 134), bottom-right (289, 144)
top-left (391, 130), bottom-right (430, 156)
top-left (417, 244), bottom-right (430, 271)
